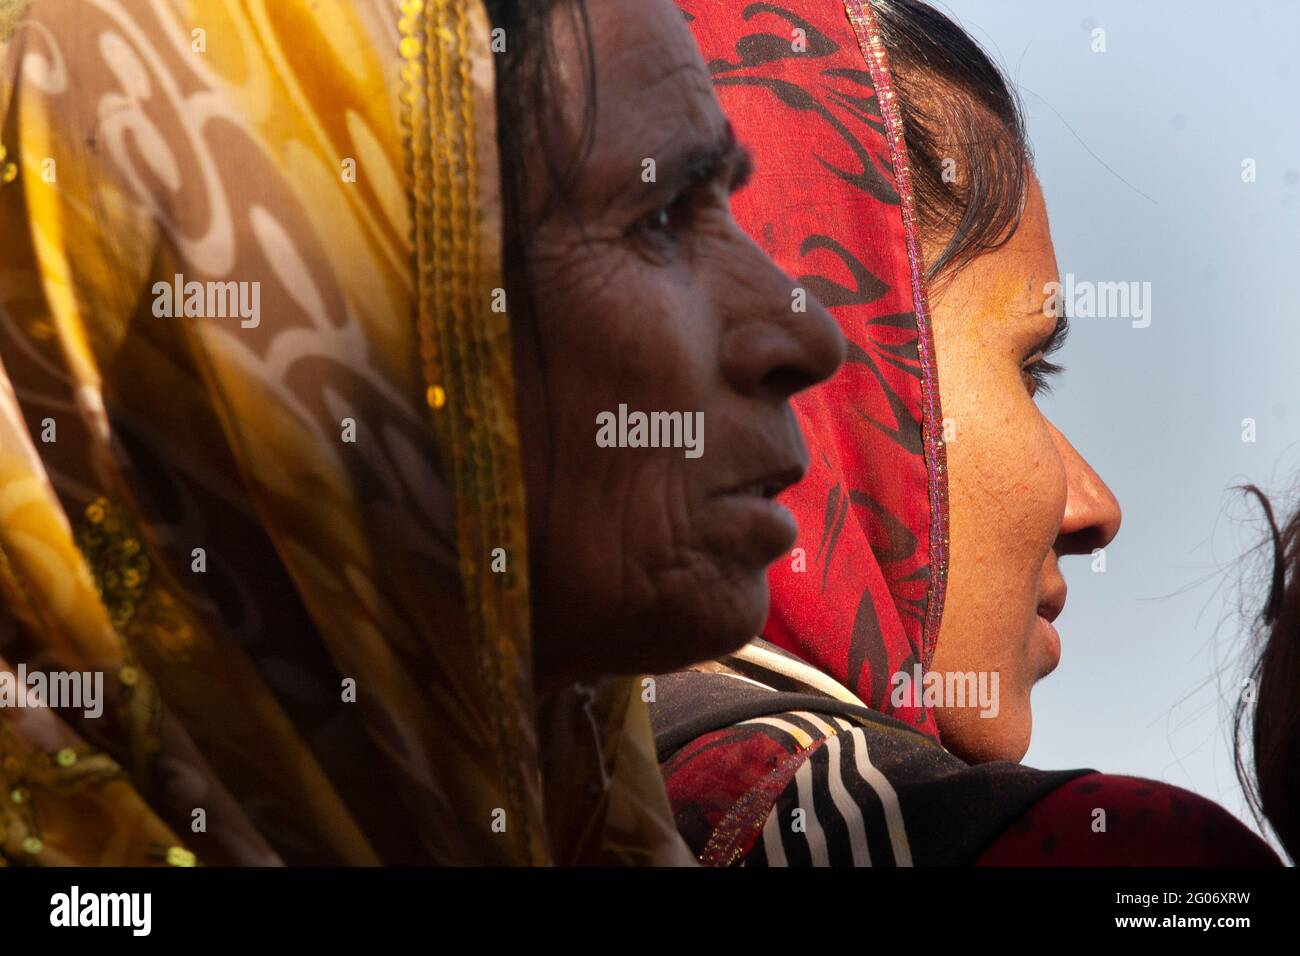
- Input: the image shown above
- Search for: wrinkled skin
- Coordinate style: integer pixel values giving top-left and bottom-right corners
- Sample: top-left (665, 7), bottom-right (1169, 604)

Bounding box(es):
top-left (511, 0), bottom-right (846, 693)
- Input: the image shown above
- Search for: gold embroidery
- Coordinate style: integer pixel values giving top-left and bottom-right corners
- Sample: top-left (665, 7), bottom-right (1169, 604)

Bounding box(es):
top-left (77, 497), bottom-right (150, 632)
top-left (129, 588), bottom-right (197, 664)
top-left (0, 726), bottom-right (128, 865)
top-left (73, 496), bottom-right (164, 790)
top-left (165, 846), bottom-right (197, 867)
top-left (76, 498), bottom-right (197, 664)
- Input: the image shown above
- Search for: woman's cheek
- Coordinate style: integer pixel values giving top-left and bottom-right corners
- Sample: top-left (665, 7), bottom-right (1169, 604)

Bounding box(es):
top-left (1021, 409), bottom-right (1070, 541)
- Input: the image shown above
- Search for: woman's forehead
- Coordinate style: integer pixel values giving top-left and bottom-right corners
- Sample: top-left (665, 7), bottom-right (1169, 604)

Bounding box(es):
top-left (533, 0), bottom-right (724, 218)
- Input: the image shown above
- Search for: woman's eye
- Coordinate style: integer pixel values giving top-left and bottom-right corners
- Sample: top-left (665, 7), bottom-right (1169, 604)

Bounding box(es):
top-left (1021, 311), bottom-right (1069, 398)
top-left (1022, 356), bottom-right (1062, 398)
top-left (631, 188), bottom-right (696, 251)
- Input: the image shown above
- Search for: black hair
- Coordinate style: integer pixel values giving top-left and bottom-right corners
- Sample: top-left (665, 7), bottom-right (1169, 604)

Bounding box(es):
top-left (870, 0), bottom-right (1032, 283)
top-left (479, 1), bottom-right (597, 573)
top-left (481, 0), bottom-right (596, 271)
top-left (485, 0), bottom-right (1028, 289)
top-left (1234, 487), bottom-right (1300, 862)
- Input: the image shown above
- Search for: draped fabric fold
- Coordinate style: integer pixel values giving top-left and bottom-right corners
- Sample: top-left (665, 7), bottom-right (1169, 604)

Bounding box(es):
top-left (0, 0), bottom-right (685, 866)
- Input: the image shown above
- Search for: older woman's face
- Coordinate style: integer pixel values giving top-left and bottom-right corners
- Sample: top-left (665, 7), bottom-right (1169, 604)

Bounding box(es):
top-left (514, 0), bottom-right (845, 688)
top-left (927, 176), bottom-right (1122, 763)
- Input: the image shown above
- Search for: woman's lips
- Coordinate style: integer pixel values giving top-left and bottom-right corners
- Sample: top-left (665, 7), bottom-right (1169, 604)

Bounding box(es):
top-left (715, 463), bottom-right (806, 501)
top-left (726, 480), bottom-right (787, 498)
top-left (715, 484), bottom-right (798, 531)
top-left (1037, 613), bottom-right (1062, 673)
top-left (712, 463), bottom-right (805, 565)
top-left (1036, 580), bottom-right (1067, 674)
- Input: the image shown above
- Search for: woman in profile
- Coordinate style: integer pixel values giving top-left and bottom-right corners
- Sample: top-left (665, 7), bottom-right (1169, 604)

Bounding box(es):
top-left (654, 0), bottom-right (1280, 865)
top-left (0, 0), bottom-right (842, 864)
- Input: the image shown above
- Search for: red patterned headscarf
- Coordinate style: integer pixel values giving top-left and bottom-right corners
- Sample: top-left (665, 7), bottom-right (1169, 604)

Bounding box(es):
top-left (680, 0), bottom-right (948, 739)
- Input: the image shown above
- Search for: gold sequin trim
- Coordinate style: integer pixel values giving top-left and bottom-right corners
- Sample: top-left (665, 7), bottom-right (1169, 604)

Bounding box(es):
top-left (0, 725), bottom-right (128, 866)
top-left (399, 0), bottom-right (544, 864)
top-left (74, 496), bottom-right (164, 790)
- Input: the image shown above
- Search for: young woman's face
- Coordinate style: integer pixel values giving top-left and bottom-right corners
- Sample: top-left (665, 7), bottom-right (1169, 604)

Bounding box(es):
top-left (928, 176), bottom-right (1121, 763)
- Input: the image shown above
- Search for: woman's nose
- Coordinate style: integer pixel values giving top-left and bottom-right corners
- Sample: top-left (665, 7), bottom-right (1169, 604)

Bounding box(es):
top-left (1049, 421), bottom-right (1122, 555)
top-left (719, 245), bottom-right (845, 402)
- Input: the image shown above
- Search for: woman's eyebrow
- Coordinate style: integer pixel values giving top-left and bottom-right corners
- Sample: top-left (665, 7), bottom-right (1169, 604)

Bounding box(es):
top-left (730, 145), bottom-right (756, 191)
top-left (676, 123), bottom-right (754, 192)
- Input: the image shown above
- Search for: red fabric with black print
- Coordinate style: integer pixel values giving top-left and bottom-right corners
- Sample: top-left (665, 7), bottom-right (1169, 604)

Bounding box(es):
top-left (662, 721), bottom-right (824, 866)
top-left (678, 0), bottom-right (947, 737)
top-left (662, 0), bottom-right (944, 859)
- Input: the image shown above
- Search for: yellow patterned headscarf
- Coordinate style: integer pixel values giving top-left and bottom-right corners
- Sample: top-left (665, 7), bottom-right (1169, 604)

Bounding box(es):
top-left (0, 0), bottom-right (689, 865)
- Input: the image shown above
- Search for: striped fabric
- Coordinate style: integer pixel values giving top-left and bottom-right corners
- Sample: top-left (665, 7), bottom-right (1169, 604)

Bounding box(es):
top-left (654, 651), bottom-right (1091, 866)
top-left (748, 713), bottom-right (910, 867)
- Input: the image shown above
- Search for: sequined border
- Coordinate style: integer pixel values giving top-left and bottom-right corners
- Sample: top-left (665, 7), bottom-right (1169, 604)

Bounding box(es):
top-left (398, 0), bottom-right (546, 864)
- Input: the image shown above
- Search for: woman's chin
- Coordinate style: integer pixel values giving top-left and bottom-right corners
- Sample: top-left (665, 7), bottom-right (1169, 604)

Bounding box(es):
top-left (673, 570), bottom-right (770, 667)
top-left (938, 708), bottom-right (1032, 765)
top-left (676, 567), bottom-right (771, 670)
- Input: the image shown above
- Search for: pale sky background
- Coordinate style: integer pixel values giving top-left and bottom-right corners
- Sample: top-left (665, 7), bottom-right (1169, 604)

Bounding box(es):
top-left (941, 0), bottom-right (1299, 852)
